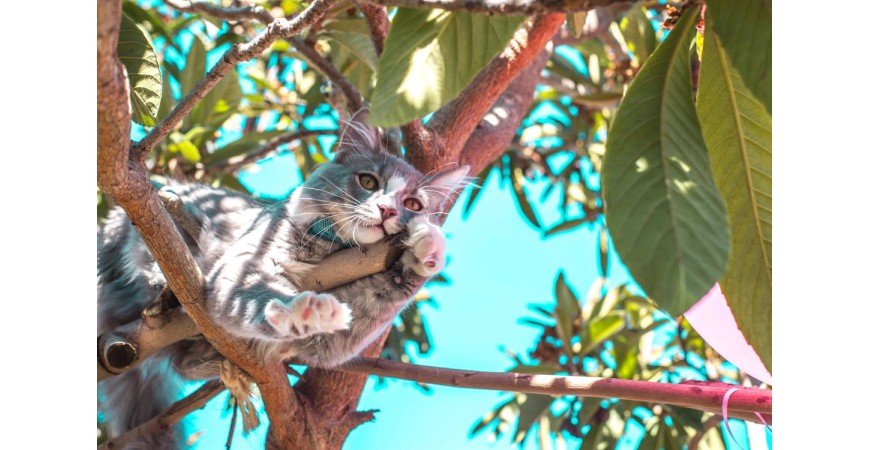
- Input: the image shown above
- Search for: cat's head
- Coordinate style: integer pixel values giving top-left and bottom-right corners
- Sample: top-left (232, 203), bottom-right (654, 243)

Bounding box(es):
top-left (296, 112), bottom-right (470, 245)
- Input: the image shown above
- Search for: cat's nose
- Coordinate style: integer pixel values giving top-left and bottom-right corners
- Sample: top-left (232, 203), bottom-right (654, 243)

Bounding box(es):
top-left (378, 205), bottom-right (397, 220)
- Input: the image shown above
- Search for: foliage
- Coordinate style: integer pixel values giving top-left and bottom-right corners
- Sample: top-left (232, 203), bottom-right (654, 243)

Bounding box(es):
top-left (101, 0), bottom-right (772, 447)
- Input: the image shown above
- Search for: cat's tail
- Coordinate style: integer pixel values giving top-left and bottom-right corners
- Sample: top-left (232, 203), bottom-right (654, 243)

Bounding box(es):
top-left (99, 354), bottom-right (185, 449)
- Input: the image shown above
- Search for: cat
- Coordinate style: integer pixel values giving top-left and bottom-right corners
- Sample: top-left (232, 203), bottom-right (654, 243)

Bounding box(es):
top-left (97, 113), bottom-right (470, 448)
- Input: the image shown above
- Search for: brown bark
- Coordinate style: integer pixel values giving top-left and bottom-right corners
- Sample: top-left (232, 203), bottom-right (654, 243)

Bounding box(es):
top-left (363, 0), bottom-right (631, 15)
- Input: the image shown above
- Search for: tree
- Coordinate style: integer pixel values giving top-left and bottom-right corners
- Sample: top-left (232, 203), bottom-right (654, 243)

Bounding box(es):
top-left (96, 0), bottom-right (772, 448)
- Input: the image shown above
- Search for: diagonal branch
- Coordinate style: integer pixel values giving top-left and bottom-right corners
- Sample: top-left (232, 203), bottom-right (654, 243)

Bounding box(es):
top-left (422, 13), bottom-right (565, 170)
top-left (164, 0), bottom-right (274, 23)
top-left (459, 46), bottom-right (552, 175)
top-left (289, 36), bottom-right (365, 112)
top-left (132, 0), bottom-right (338, 160)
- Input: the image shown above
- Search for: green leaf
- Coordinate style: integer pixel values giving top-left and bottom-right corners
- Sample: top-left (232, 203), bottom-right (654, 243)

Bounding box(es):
top-left (567, 11), bottom-right (588, 38)
top-left (612, 335), bottom-right (639, 379)
top-left (543, 218), bottom-right (593, 237)
top-left (180, 35), bottom-right (206, 97)
top-left (554, 272), bottom-right (581, 360)
top-left (620, 3), bottom-right (658, 65)
top-left (697, 28), bottom-right (772, 371)
top-left (157, 68), bottom-right (175, 121)
top-left (512, 394), bottom-right (553, 445)
top-left (167, 132), bottom-right (201, 162)
top-left (370, 8), bottom-right (522, 127)
top-left (581, 312), bottom-right (626, 357)
top-left (601, 6), bottom-right (730, 316)
top-left (320, 31), bottom-right (379, 71)
top-left (188, 67), bottom-right (242, 132)
top-left (118, 13), bottom-right (162, 127)
top-left (470, 397), bottom-right (513, 437)
top-left (509, 157), bottom-right (542, 229)
top-left (705, 0), bottom-right (772, 114)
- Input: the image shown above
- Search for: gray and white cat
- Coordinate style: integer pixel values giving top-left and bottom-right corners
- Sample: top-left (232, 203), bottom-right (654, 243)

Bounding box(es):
top-left (97, 114), bottom-right (470, 447)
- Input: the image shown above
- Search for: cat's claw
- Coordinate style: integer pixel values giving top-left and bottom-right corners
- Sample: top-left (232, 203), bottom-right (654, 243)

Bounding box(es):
top-left (403, 221), bottom-right (446, 277)
top-left (264, 292), bottom-right (352, 339)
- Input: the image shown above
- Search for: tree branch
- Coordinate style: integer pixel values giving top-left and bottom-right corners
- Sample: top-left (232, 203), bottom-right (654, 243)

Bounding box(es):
top-left (164, 0), bottom-right (274, 23)
top-left (424, 13), bottom-right (565, 169)
top-left (132, 0), bottom-right (338, 159)
top-left (354, 1), bottom-right (390, 55)
top-left (459, 45), bottom-right (552, 175)
top-left (98, 380), bottom-right (224, 450)
top-left (204, 128), bottom-right (339, 174)
top-left (97, 238), bottom-right (404, 380)
top-left (338, 358), bottom-right (773, 422)
top-left (289, 36), bottom-right (365, 112)
top-left (363, 0), bottom-right (632, 15)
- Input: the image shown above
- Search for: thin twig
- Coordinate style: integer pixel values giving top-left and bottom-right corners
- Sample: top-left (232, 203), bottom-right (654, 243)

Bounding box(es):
top-left (354, 1), bottom-right (389, 55)
top-left (206, 128), bottom-right (339, 174)
top-left (98, 380), bottom-right (224, 450)
top-left (165, 0), bottom-right (274, 23)
top-left (289, 37), bottom-right (365, 112)
top-left (362, 0), bottom-right (631, 15)
top-left (132, 0), bottom-right (338, 160)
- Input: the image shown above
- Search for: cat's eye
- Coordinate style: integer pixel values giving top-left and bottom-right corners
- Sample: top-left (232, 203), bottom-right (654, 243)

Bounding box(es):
top-left (358, 174), bottom-right (379, 191)
top-left (403, 198), bottom-right (422, 211)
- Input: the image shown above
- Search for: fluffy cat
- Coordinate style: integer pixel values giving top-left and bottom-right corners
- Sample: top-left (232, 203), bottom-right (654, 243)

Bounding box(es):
top-left (97, 114), bottom-right (470, 447)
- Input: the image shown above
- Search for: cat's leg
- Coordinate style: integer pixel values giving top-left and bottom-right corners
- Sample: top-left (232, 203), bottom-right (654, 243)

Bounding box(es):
top-left (401, 219), bottom-right (447, 277)
top-left (264, 291), bottom-right (352, 339)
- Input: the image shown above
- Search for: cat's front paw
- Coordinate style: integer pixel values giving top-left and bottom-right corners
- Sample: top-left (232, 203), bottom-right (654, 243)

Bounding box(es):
top-left (402, 221), bottom-right (446, 277)
top-left (264, 292), bottom-right (352, 339)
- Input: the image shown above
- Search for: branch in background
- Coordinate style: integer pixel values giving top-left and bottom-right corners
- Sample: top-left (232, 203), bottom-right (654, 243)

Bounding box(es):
top-left (289, 37), bottom-right (365, 112)
top-left (459, 47), bottom-right (552, 175)
top-left (363, 0), bottom-right (632, 15)
top-left (205, 129), bottom-right (339, 175)
top-left (338, 358), bottom-right (773, 423)
top-left (165, 0), bottom-right (274, 23)
top-left (355, 1), bottom-right (390, 55)
top-left (688, 414), bottom-right (725, 450)
top-left (425, 13), bottom-right (566, 170)
top-left (97, 380), bottom-right (224, 450)
top-left (133, 0), bottom-right (338, 159)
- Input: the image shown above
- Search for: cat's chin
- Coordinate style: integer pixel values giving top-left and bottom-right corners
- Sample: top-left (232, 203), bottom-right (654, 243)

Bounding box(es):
top-left (350, 224), bottom-right (386, 244)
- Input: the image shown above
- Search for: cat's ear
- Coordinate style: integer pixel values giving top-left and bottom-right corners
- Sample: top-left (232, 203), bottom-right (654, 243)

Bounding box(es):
top-left (421, 165), bottom-right (473, 209)
top-left (335, 109), bottom-right (383, 162)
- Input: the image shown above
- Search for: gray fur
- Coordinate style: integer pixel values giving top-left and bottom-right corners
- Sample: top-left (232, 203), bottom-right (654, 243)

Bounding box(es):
top-left (97, 114), bottom-right (470, 447)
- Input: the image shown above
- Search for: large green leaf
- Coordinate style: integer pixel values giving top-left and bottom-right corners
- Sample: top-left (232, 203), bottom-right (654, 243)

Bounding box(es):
top-left (320, 30), bottom-right (379, 71)
top-left (370, 9), bottom-right (522, 127)
top-left (602, 6), bottom-right (729, 316)
top-left (704, 0), bottom-right (772, 114)
top-left (697, 28), bottom-right (772, 371)
top-left (118, 13), bottom-right (162, 127)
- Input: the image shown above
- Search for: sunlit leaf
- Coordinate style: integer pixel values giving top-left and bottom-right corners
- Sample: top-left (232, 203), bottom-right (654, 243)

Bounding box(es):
top-left (705, 0), bottom-right (772, 114)
top-left (321, 31), bottom-right (379, 71)
top-left (697, 21), bottom-right (773, 372)
top-left (598, 226), bottom-right (610, 278)
top-left (370, 8), bottom-right (522, 126)
top-left (118, 13), bottom-right (162, 127)
top-left (602, 6), bottom-right (729, 316)
top-left (581, 312), bottom-right (626, 357)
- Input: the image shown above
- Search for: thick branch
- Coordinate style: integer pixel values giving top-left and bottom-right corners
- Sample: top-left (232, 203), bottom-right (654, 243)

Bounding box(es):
top-left (97, 238), bottom-right (404, 380)
top-left (364, 0), bottom-right (630, 15)
top-left (339, 358), bottom-right (772, 421)
top-left (132, 0), bottom-right (338, 159)
top-left (459, 45), bottom-right (551, 175)
top-left (425, 13), bottom-right (565, 166)
top-left (98, 380), bottom-right (224, 450)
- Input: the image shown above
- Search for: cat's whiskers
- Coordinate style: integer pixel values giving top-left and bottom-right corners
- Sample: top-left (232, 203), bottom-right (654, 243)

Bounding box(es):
top-left (300, 185), bottom-right (358, 205)
top-left (312, 175), bottom-right (360, 205)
